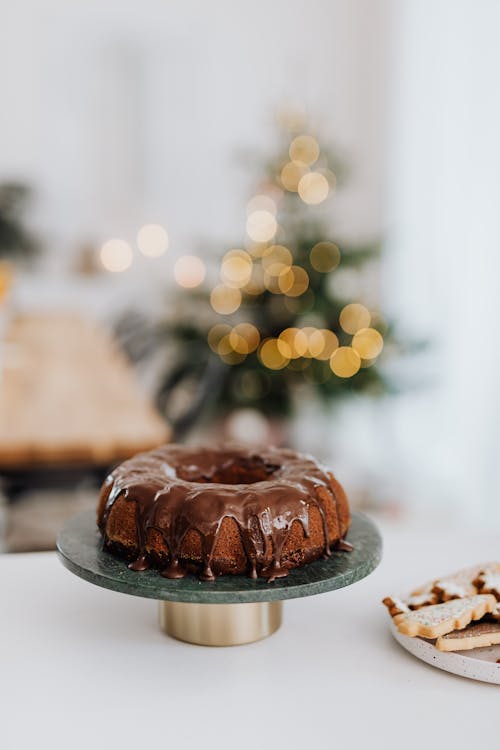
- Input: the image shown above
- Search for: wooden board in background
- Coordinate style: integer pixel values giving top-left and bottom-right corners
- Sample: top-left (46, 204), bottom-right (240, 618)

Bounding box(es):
top-left (0, 313), bottom-right (170, 468)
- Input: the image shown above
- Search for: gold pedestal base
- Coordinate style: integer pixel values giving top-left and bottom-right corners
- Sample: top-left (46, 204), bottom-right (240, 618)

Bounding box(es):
top-left (159, 600), bottom-right (283, 646)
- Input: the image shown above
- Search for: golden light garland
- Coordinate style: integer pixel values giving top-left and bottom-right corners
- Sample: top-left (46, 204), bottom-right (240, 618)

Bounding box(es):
top-left (246, 209), bottom-right (277, 242)
top-left (245, 240), bottom-right (268, 258)
top-left (278, 265), bottom-right (309, 296)
top-left (275, 327), bottom-right (339, 360)
top-left (198, 132), bottom-right (383, 385)
top-left (289, 135), bottom-right (320, 165)
top-left (278, 327), bottom-right (308, 358)
top-left (262, 245), bottom-right (293, 293)
top-left (230, 323), bottom-right (260, 353)
top-left (207, 324), bottom-right (232, 352)
top-left (137, 224), bottom-right (168, 257)
top-left (246, 194), bottom-right (277, 216)
top-left (221, 249), bottom-right (253, 288)
top-left (208, 322), bottom-right (262, 365)
top-left (330, 346), bottom-right (361, 377)
top-left (100, 239), bottom-right (133, 272)
top-left (352, 327), bottom-right (384, 359)
top-left (244, 264), bottom-right (266, 295)
top-left (174, 255), bottom-right (206, 288)
top-left (259, 338), bottom-right (290, 370)
top-left (261, 244), bottom-right (292, 273)
top-left (300, 327), bottom-right (317, 358)
top-left (298, 172), bottom-right (329, 205)
top-left (218, 335), bottom-right (247, 365)
top-left (210, 285), bottom-right (241, 315)
top-left (339, 303), bottom-right (371, 334)
top-left (310, 241), bottom-right (341, 273)
top-left (217, 334), bottom-right (233, 356)
top-left (280, 161), bottom-right (309, 192)
top-left (308, 329), bottom-right (337, 359)
top-left (207, 318), bottom-right (375, 378)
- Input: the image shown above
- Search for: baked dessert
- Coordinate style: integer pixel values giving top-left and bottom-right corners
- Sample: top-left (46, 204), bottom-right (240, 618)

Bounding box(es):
top-left (97, 444), bottom-right (352, 581)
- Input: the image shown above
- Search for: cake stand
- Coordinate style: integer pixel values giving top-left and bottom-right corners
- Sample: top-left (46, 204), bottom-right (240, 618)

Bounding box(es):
top-left (57, 509), bottom-right (381, 647)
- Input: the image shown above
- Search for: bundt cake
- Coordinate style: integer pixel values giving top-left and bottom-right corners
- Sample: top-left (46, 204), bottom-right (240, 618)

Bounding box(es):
top-left (97, 444), bottom-right (352, 581)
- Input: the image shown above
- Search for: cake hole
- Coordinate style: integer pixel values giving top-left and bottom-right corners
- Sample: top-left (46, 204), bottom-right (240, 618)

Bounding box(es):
top-left (178, 457), bottom-right (279, 485)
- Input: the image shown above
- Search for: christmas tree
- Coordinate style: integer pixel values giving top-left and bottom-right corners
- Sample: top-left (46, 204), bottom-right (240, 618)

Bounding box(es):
top-left (119, 121), bottom-right (397, 436)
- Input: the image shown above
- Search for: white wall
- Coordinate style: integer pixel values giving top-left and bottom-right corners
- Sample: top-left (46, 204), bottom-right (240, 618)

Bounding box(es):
top-left (1, 0), bottom-right (391, 278)
top-left (385, 0), bottom-right (500, 524)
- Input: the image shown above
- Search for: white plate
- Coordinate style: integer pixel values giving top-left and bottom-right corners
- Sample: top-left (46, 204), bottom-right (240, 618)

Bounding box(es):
top-left (390, 620), bottom-right (500, 684)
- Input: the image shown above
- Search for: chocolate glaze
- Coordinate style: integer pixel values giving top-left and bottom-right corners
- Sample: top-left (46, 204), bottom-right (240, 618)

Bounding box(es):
top-left (98, 444), bottom-right (351, 581)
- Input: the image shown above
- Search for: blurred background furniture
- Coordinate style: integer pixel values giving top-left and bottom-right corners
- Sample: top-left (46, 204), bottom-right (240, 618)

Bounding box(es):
top-left (0, 312), bottom-right (169, 550)
top-left (0, 312), bottom-right (168, 472)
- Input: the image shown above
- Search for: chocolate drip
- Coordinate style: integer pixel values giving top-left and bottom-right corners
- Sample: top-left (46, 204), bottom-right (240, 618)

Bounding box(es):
top-left (128, 555), bottom-right (149, 572)
top-left (336, 539), bottom-right (354, 552)
top-left (99, 444), bottom-right (352, 581)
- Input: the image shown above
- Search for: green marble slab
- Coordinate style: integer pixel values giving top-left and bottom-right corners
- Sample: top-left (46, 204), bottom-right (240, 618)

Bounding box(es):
top-left (57, 509), bottom-right (382, 603)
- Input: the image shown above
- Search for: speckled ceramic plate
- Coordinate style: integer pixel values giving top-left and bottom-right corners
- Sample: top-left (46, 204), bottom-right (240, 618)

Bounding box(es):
top-left (390, 619), bottom-right (500, 684)
top-left (57, 509), bottom-right (382, 604)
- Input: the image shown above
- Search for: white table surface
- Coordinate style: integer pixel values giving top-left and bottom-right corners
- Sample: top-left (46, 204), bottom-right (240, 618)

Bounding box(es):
top-left (2, 517), bottom-right (499, 750)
